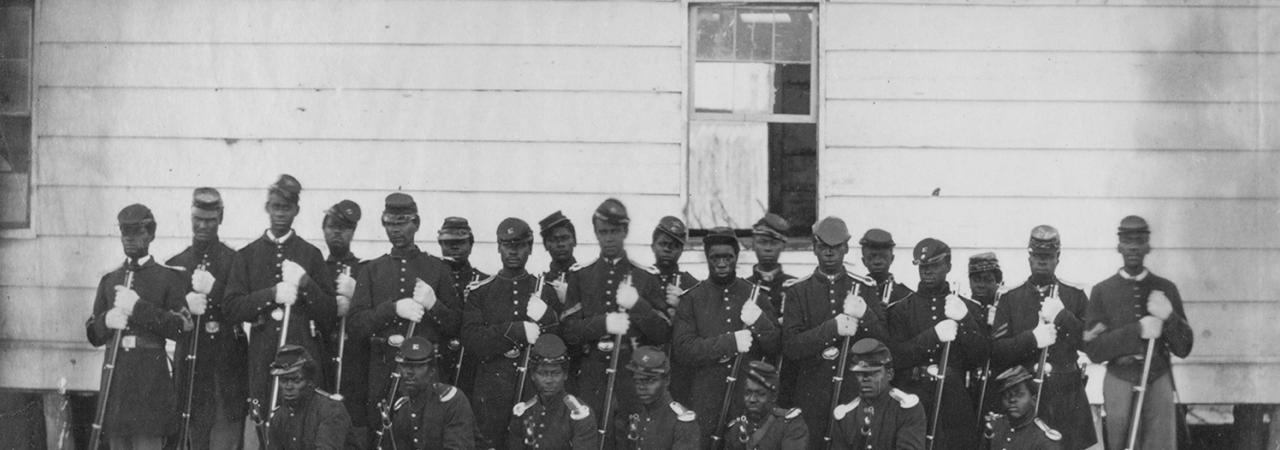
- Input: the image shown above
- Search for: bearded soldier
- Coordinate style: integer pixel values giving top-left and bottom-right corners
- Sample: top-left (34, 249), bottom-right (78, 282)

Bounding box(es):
top-left (266, 345), bottom-right (351, 449)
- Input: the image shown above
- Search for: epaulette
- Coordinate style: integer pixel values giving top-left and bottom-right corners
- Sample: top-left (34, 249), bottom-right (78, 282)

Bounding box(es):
top-left (679, 280), bottom-right (703, 297)
top-left (632, 260), bottom-right (659, 275)
top-left (956, 293), bottom-right (983, 308)
top-left (314, 389), bottom-right (342, 402)
top-left (393, 396), bottom-right (410, 411)
top-left (1034, 418), bottom-right (1062, 441)
top-left (159, 263), bottom-right (188, 273)
top-left (832, 397), bottom-right (861, 420)
top-left (569, 259), bottom-right (594, 272)
top-left (782, 274), bottom-right (809, 289)
top-left (512, 397), bottom-right (538, 417)
top-left (771, 407), bottom-right (802, 420)
top-left (467, 275), bottom-right (496, 291)
top-left (886, 292), bottom-right (915, 310)
top-left (669, 401), bottom-right (696, 422)
top-left (889, 388), bottom-right (919, 408)
top-left (564, 394), bottom-right (591, 421)
top-left (845, 271), bottom-right (874, 286)
top-left (437, 384), bottom-right (458, 402)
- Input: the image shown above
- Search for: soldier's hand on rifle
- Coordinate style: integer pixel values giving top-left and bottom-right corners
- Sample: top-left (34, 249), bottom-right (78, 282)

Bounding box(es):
top-left (336, 272), bottom-right (357, 299)
top-left (336, 295), bottom-right (351, 317)
top-left (105, 308), bottom-right (129, 330)
top-left (523, 321), bottom-right (540, 344)
top-left (1147, 290), bottom-right (1173, 321)
top-left (192, 268), bottom-right (215, 295)
top-left (114, 286), bottom-right (140, 314)
top-left (934, 319), bottom-right (958, 343)
top-left (1032, 321), bottom-right (1057, 348)
top-left (527, 295), bottom-right (549, 321)
top-left (281, 260), bottom-right (307, 287)
top-left (944, 294), bottom-right (968, 320)
top-left (665, 284), bottom-right (682, 308)
top-left (551, 278), bottom-right (568, 302)
top-left (734, 330), bottom-right (754, 353)
top-left (1039, 296), bottom-right (1064, 323)
top-left (740, 298), bottom-right (762, 326)
top-left (605, 312), bottom-right (630, 335)
top-left (274, 281), bottom-right (298, 306)
top-left (186, 292), bottom-right (208, 316)
top-left (396, 298), bottom-right (425, 322)
top-left (843, 291), bottom-right (867, 319)
top-left (413, 279), bottom-right (437, 311)
top-left (1138, 315), bottom-right (1163, 339)
top-left (834, 314), bottom-right (859, 336)
top-left (616, 276), bottom-right (639, 310)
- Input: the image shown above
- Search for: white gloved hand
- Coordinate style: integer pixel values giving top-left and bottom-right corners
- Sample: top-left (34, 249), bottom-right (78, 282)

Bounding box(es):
top-left (185, 292), bottom-right (208, 316)
top-left (665, 284), bottom-right (682, 308)
top-left (413, 279), bottom-right (437, 311)
top-left (1147, 290), bottom-right (1173, 321)
top-left (551, 279), bottom-right (568, 302)
top-left (934, 319), bottom-right (958, 343)
top-left (1032, 321), bottom-right (1057, 348)
top-left (105, 308), bottom-right (129, 330)
top-left (336, 295), bottom-right (351, 317)
top-left (281, 260), bottom-right (307, 287)
top-left (336, 272), bottom-right (357, 299)
top-left (843, 291), bottom-right (867, 319)
top-left (734, 329), bottom-right (754, 353)
top-left (1139, 316), bottom-right (1164, 339)
top-left (274, 281), bottom-right (298, 306)
top-left (605, 312), bottom-right (630, 335)
top-left (1039, 296), bottom-right (1065, 323)
top-left (986, 306), bottom-right (998, 327)
top-left (615, 277), bottom-right (639, 310)
top-left (191, 268), bottom-right (215, 295)
top-left (527, 295), bottom-right (549, 322)
top-left (944, 294), bottom-right (968, 320)
top-left (395, 298), bottom-right (425, 322)
top-left (523, 321), bottom-right (540, 345)
top-left (835, 314), bottom-right (859, 337)
top-left (740, 299), bottom-right (762, 327)
top-left (114, 286), bottom-right (140, 315)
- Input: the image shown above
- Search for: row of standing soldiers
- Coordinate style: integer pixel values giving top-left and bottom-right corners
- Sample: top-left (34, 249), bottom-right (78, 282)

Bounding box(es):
top-left (87, 174), bottom-right (1193, 450)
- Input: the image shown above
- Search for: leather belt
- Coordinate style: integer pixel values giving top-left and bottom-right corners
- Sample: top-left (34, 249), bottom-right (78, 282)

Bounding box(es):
top-left (119, 334), bottom-right (164, 351)
top-left (908, 365), bottom-right (961, 382)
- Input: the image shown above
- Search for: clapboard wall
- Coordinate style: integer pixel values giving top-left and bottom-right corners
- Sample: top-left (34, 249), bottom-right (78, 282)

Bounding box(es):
top-left (0, 0), bottom-right (1275, 405)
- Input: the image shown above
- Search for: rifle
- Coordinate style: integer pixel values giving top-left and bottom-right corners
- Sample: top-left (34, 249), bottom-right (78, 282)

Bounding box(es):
top-left (90, 268), bottom-right (134, 450)
top-left (1032, 283), bottom-right (1059, 418)
top-left (1125, 336), bottom-right (1158, 450)
top-left (249, 398), bottom-right (269, 448)
top-left (597, 275), bottom-right (632, 450)
top-left (974, 284), bottom-right (1005, 421)
top-left (178, 260), bottom-right (211, 449)
top-left (925, 285), bottom-right (959, 450)
top-left (374, 320), bottom-right (417, 449)
top-left (515, 274), bottom-right (546, 404)
top-left (332, 264), bottom-right (352, 397)
top-left (823, 283), bottom-right (862, 450)
top-left (711, 282), bottom-right (762, 450)
top-left (452, 272), bottom-right (482, 385)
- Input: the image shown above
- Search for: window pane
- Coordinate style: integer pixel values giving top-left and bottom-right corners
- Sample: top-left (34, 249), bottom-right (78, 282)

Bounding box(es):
top-left (0, 7), bottom-right (31, 59)
top-left (735, 11), bottom-right (774, 61)
top-left (695, 8), bottom-right (736, 61)
top-left (768, 122), bottom-right (817, 236)
top-left (694, 62), bottom-right (775, 115)
top-left (0, 115), bottom-right (30, 173)
top-left (774, 10), bottom-right (812, 63)
top-left (773, 64), bottom-right (810, 115)
top-left (0, 60), bottom-right (29, 114)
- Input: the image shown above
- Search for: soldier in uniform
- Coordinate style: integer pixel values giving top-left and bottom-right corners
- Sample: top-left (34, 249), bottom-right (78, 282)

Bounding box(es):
top-left (858, 229), bottom-right (914, 309)
top-left (86, 203), bottom-right (193, 450)
top-left (780, 217), bottom-right (885, 449)
top-left (885, 238), bottom-right (988, 450)
top-left (745, 214), bottom-right (797, 406)
top-left (509, 334), bottom-right (599, 450)
top-left (168, 188), bottom-right (249, 450)
top-left (561, 198), bottom-right (671, 437)
top-left (388, 336), bottom-right (478, 450)
top-left (984, 365), bottom-right (1063, 450)
top-left (266, 345), bottom-right (351, 449)
top-left (347, 193), bottom-right (462, 444)
top-left (224, 175), bottom-right (339, 423)
top-left (439, 217), bottom-right (488, 391)
top-left (671, 227), bottom-right (781, 447)
top-left (612, 346), bottom-right (699, 450)
top-left (539, 210), bottom-right (578, 301)
top-left (966, 252), bottom-right (1004, 420)
top-left (989, 226), bottom-right (1094, 450)
top-left (829, 338), bottom-right (925, 450)
top-left (724, 361), bottom-right (808, 450)
top-left (650, 216), bottom-right (700, 402)
top-left (317, 199), bottom-right (371, 447)
top-left (1083, 216), bottom-right (1192, 450)
top-left (463, 218), bottom-right (561, 449)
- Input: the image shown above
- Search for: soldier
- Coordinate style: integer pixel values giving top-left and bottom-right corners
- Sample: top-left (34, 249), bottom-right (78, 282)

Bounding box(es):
top-left (388, 336), bottom-right (478, 449)
top-left (439, 217), bottom-right (488, 391)
top-left (984, 365), bottom-right (1063, 450)
top-left (885, 238), bottom-right (988, 450)
top-left (266, 345), bottom-right (352, 449)
top-left (780, 217), bottom-right (885, 449)
top-left (539, 210), bottom-right (578, 294)
top-left (989, 226), bottom-right (1094, 450)
top-left (224, 175), bottom-right (339, 423)
top-left (508, 334), bottom-right (599, 450)
top-left (347, 193), bottom-right (462, 444)
top-left (167, 189), bottom-right (249, 450)
top-left (829, 338), bottom-right (925, 450)
top-left (671, 227), bottom-right (781, 447)
top-left (966, 252), bottom-right (1004, 420)
top-left (1082, 216), bottom-right (1193, 450)
top-left (858, 229), bottom-right (914, 308)
top-left (317, 199), bottom-right (371, 447)
top-left (724, 361), bottom-right (808, 450)
top-left (651, 216), bottom-right (700, 403)
top-left (86, 204), bottom-right (192, 450)
top-left (612, 346), bottom-right (699, 450)
top-left (462, 218), bottom-right (561, 449)
top-left (745, 214), bottom-right (796, 406)
top-left (561, 198), bottom-right (671, 437)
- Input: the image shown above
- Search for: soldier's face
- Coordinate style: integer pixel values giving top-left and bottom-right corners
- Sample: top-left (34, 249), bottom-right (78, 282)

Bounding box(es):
top-left (532, 364), bottom-right (567, 400)
top-left (191, 214), bottom-right (221, 244)
top-left (264, 194), bottom-right (299, 233)
top-left (969, 271), bottom-right (1002, 301)
top-left (499, 240), bottom-right (532, 271)
top-left (752, 235), bottom-right (785, 265)
top-left (813, 240), bottom-right (849, 274)
top-left (593, 220), bottom-right (628, 259)
top-left (854, 367), bottom-right (892, 400)
top-left (1001, 383), bottom-right (1035, 421)
top-left (120, 228), bottom-right (154, 259)
top-left (1118, 236), bottom-right (1150, 270)
top-left (398, 363), bottom-right (436, 395)
top-left (383, 220), bottom-right (418, 249)
top-left (542, 227), bottom-right (577, 263)
top-left (861, 247), bottom-right (895, 274)
top-left (742, 379), bottom-right (776, 421)
top-left (650, 233), bottom-right (684, 267)
top-left (917, 260), bottom-right (950, 288)
top-left (440, 238), bottom-right (473, 260)
top-left (1028, 252), bottom-right (1059, 278)
top-left (632, 374), bottom-right (668, 406)
top-left (706, 244), bottom-right (738, 283)
top-left (322, 217), bottom-right (355, 252)
top-left (278, 373), bottom-right (312, 403)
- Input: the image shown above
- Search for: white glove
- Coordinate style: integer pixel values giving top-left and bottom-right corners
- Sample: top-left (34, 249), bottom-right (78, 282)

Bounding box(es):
top-left (843, 292), bottom-right (867, 319)
top-left (114, 286), bottom-right (140, 315)
top-left (281, 260), bottom-right (307, 287)
top-left (523, 321), bottom-right (540, 345)
top-left (834, 314), bottom-right (859, 337)
top-left (1147, 290), bottom-right (1173, 321)
top-left (605, 312), bottom-right (630, 335)
top-left (934, 319), bottom-right (958, 343)
top-left (740, 299), bottom-right (762, 327)
top-left (986, 306), bottom-right (998, 327)
top-left (336, 273), bottom-right (357, 299)
top-left (105, 308), bottom-right (129, 330)
top-left (1039, 296), bottom-right (1064, 323)
top-left (413, 279), bottom-right (437, 311)
top-left (734, 329), bottom-right (754, 353)
top-left (395, 298), bottom-right (425, 322)
top-left (665, 284), bottom-right (682, 308)
top-left (615, 277), bottom-right (639, 310)
top-left (1032, 321), bottom-right (1057, 348)
top-left (191, 268), bottom-right (215, 295)
top-left (336, 295), bottom-right (351, 317)
top-left (551, 279), bottom-right (568, 302)
top-left (185, 292), bottom-right (208, 316)
top-left (527, 295), bottom-right (549, 322)
top-left (274, 281), bottom-right (298, 306)
top-left (1139, 316), bottom-right (1164, 339)
top-left (944, 294), bottom-right (968, 320)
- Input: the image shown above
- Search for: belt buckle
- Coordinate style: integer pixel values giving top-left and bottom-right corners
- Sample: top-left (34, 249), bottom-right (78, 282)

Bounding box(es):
top-left (121, 335), bottom-right (137, 350)
top-left (448, 339), bottom-right (462, 351)
top-left (821, 346), bottom-right (839, 360)
top-left (926, 364), bottom-right (943, 380)
top-left (717, 355), bottom-right (732, 364)
top-left (388, 334), bottom-right (405, 347)
top-left (270, 308), bottom-right (284, 321)
top-left (597, 340), bottom-right (615, 352)
top-left (504, 348), bottom-right (521, 359)
top-left (204, 321), bottom-right (221, 334)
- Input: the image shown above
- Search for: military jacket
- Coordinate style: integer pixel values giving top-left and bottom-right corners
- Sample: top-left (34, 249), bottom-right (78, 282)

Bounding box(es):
top-left (391, 383), bottom-right (477, 450)
top-left (724, 408), bottom-right (809, 450)
top-left (1083, 269), bottom-right (1193, 384)
top-left (885, 283), bottom-right (989, 378)
top-left (168, 242), bottom-right (250, 424)
top-left (990, 279), bottom-right (1087, 375)
top-left (320, 253), bottom-right (368, 428)
top-left (611, 393), bottom-right (700, 450)
top-left (507, 394), bottom-right (599, 450)
top-left (865, 273), bottom-right (914, 310)
top-left (829, 389), bottom-right (925, 450)
top-left (267, 389), bottom-right (351, 450)
top-left (746, 266), bottom-right (796, 318)
top-left (544, 258), bottom-right (577, 294)
top-left (986, 416), bottom-right (1062, 450)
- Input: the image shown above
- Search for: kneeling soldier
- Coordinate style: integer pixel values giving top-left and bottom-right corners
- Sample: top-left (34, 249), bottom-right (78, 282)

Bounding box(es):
top-left (267, 345), bottom-right (351, 449)
top-left (830, 338), bottom-right (925, 450)
top-left (613, 346), bottom-right (699, 450)
top-left (985, 366), bottom-right (1062, 450)
top-left (509, 334), bottom-right (599, 449)
top-left (725, 361), bottom-right (808, 450)
top-left (387, 336), bottom-right (477, 449)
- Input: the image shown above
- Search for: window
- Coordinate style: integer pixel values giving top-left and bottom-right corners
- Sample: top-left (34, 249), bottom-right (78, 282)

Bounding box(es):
top-left (0, 0), bottom-right (32, 229)
top-left (687, 4), bottom-right (816, 237)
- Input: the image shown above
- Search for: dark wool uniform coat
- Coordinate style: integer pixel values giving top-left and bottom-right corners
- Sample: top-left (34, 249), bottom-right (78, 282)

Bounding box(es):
top-left (168, 243), bottom-right (250, 427)
top-left (267, 389), bottom-right (351, 450)
top-left (746, 266), bottom-right (797, 406)
top-left (445, 260), bottom-right (487, 392)
top-left (86, 258), bottom-right (190, 437)
top-left (724, 408), bottom-right (809, 450)
top-left (610, 392), bottom-right (700, 450)
top-left (1082, 270), bottom-right (1193, 385)
top-left (658, 265), bottom-right (700, 403)
top-left (986, 416), bottom-right (1063, 450)
top-left (829, 389), bottom-right (926, 450)
top-left (317, 253), bottom-right (369, 429)
top-left (507, 393), bottom-right (599, 450)
top-left (391, 383), bottom-right (477, 450)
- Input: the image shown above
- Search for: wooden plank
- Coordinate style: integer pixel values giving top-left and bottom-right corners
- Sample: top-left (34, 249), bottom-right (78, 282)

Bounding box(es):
top-left (831, 0), bottom-right (1280, 5)
top-left (826, 4), bottom-right (1275, 52)
top-left (35, 88), bottom-right (684, 144)
top-left (1181, 301), bottom-right (1280, 358)
top-left (824, 100), bottom-right (1279, 150)
top-left (826, 51), bottom-right (1280, 102)
top-left (1174, 361), bottom-right (1280, 404)
top-left (823, 147), bottom-right (1280, 199)
top-left (38, 44), bottom-right (683, 93)
top-left (36, 137), bottom-right (682, 194)
top-left (38, 0), bottom-right (683, 47)
top-left (0, 341), bottom-right (102, 391)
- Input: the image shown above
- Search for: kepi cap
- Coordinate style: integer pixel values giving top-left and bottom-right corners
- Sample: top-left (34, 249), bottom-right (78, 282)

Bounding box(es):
top-left (995, 365), bottom-right (1035, 394)
top-left (752, 213), bottom-right (790, 242)
top-left (593, 198), bottom-right (629, 225)
top-left (531, 334), bottom-right (569, 366)
top-left (702, 227), bottom-right (740, 253)
top-left (118, 203), bottom-right (156, 232)
top-left (438, 217), bottom-right (473, 240)
top-left (1028, 225), bottom-right (1061, 255)
top-left (812, 217), bottom-right (851, 245)
top-left (745, 360), bottom-right (780, 391)
top-left (538, 210), bottom-right (574, 237)
top-left (626, 346), bottom-right (670, 377)
top-left (654, 216), bottom-right (688, 244)
top-left (268, 174), bottom-right (302, 204)
top-left (191, 187), bottom-right (223, 219)
top-left (912, 238), bottom-right (951, 266)
top-left (325, 199), bottom-right (362, 228)
top-left (269, 344), bottom-right (313, 376)
top-left (497, 217), bottom-right (533, 244)
top-left (1118, 215), bottom-right (1150, 236)
top-left (848, 338), bottom-right (892, 372)
top-left (382, 193), bottom-right (418, 224)
top-left (396, 336), bottom-right (435, 365)
top-left (968, 252), bottom-right (1001, 275)
top-left (859, 228), bottom-right (896, 249)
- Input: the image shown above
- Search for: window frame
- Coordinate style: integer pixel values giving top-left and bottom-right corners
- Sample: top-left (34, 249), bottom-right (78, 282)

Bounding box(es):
top-left (0, 0), bottom-right (35, 234)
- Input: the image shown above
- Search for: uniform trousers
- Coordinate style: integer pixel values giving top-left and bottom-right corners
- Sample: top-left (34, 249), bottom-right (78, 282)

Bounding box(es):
top-left (108, 435), bottom-right (163, 450)
top-left (1103, 371), bottom-right (1175, 450)
top-left (189, 377), bottom-right (244, 450)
